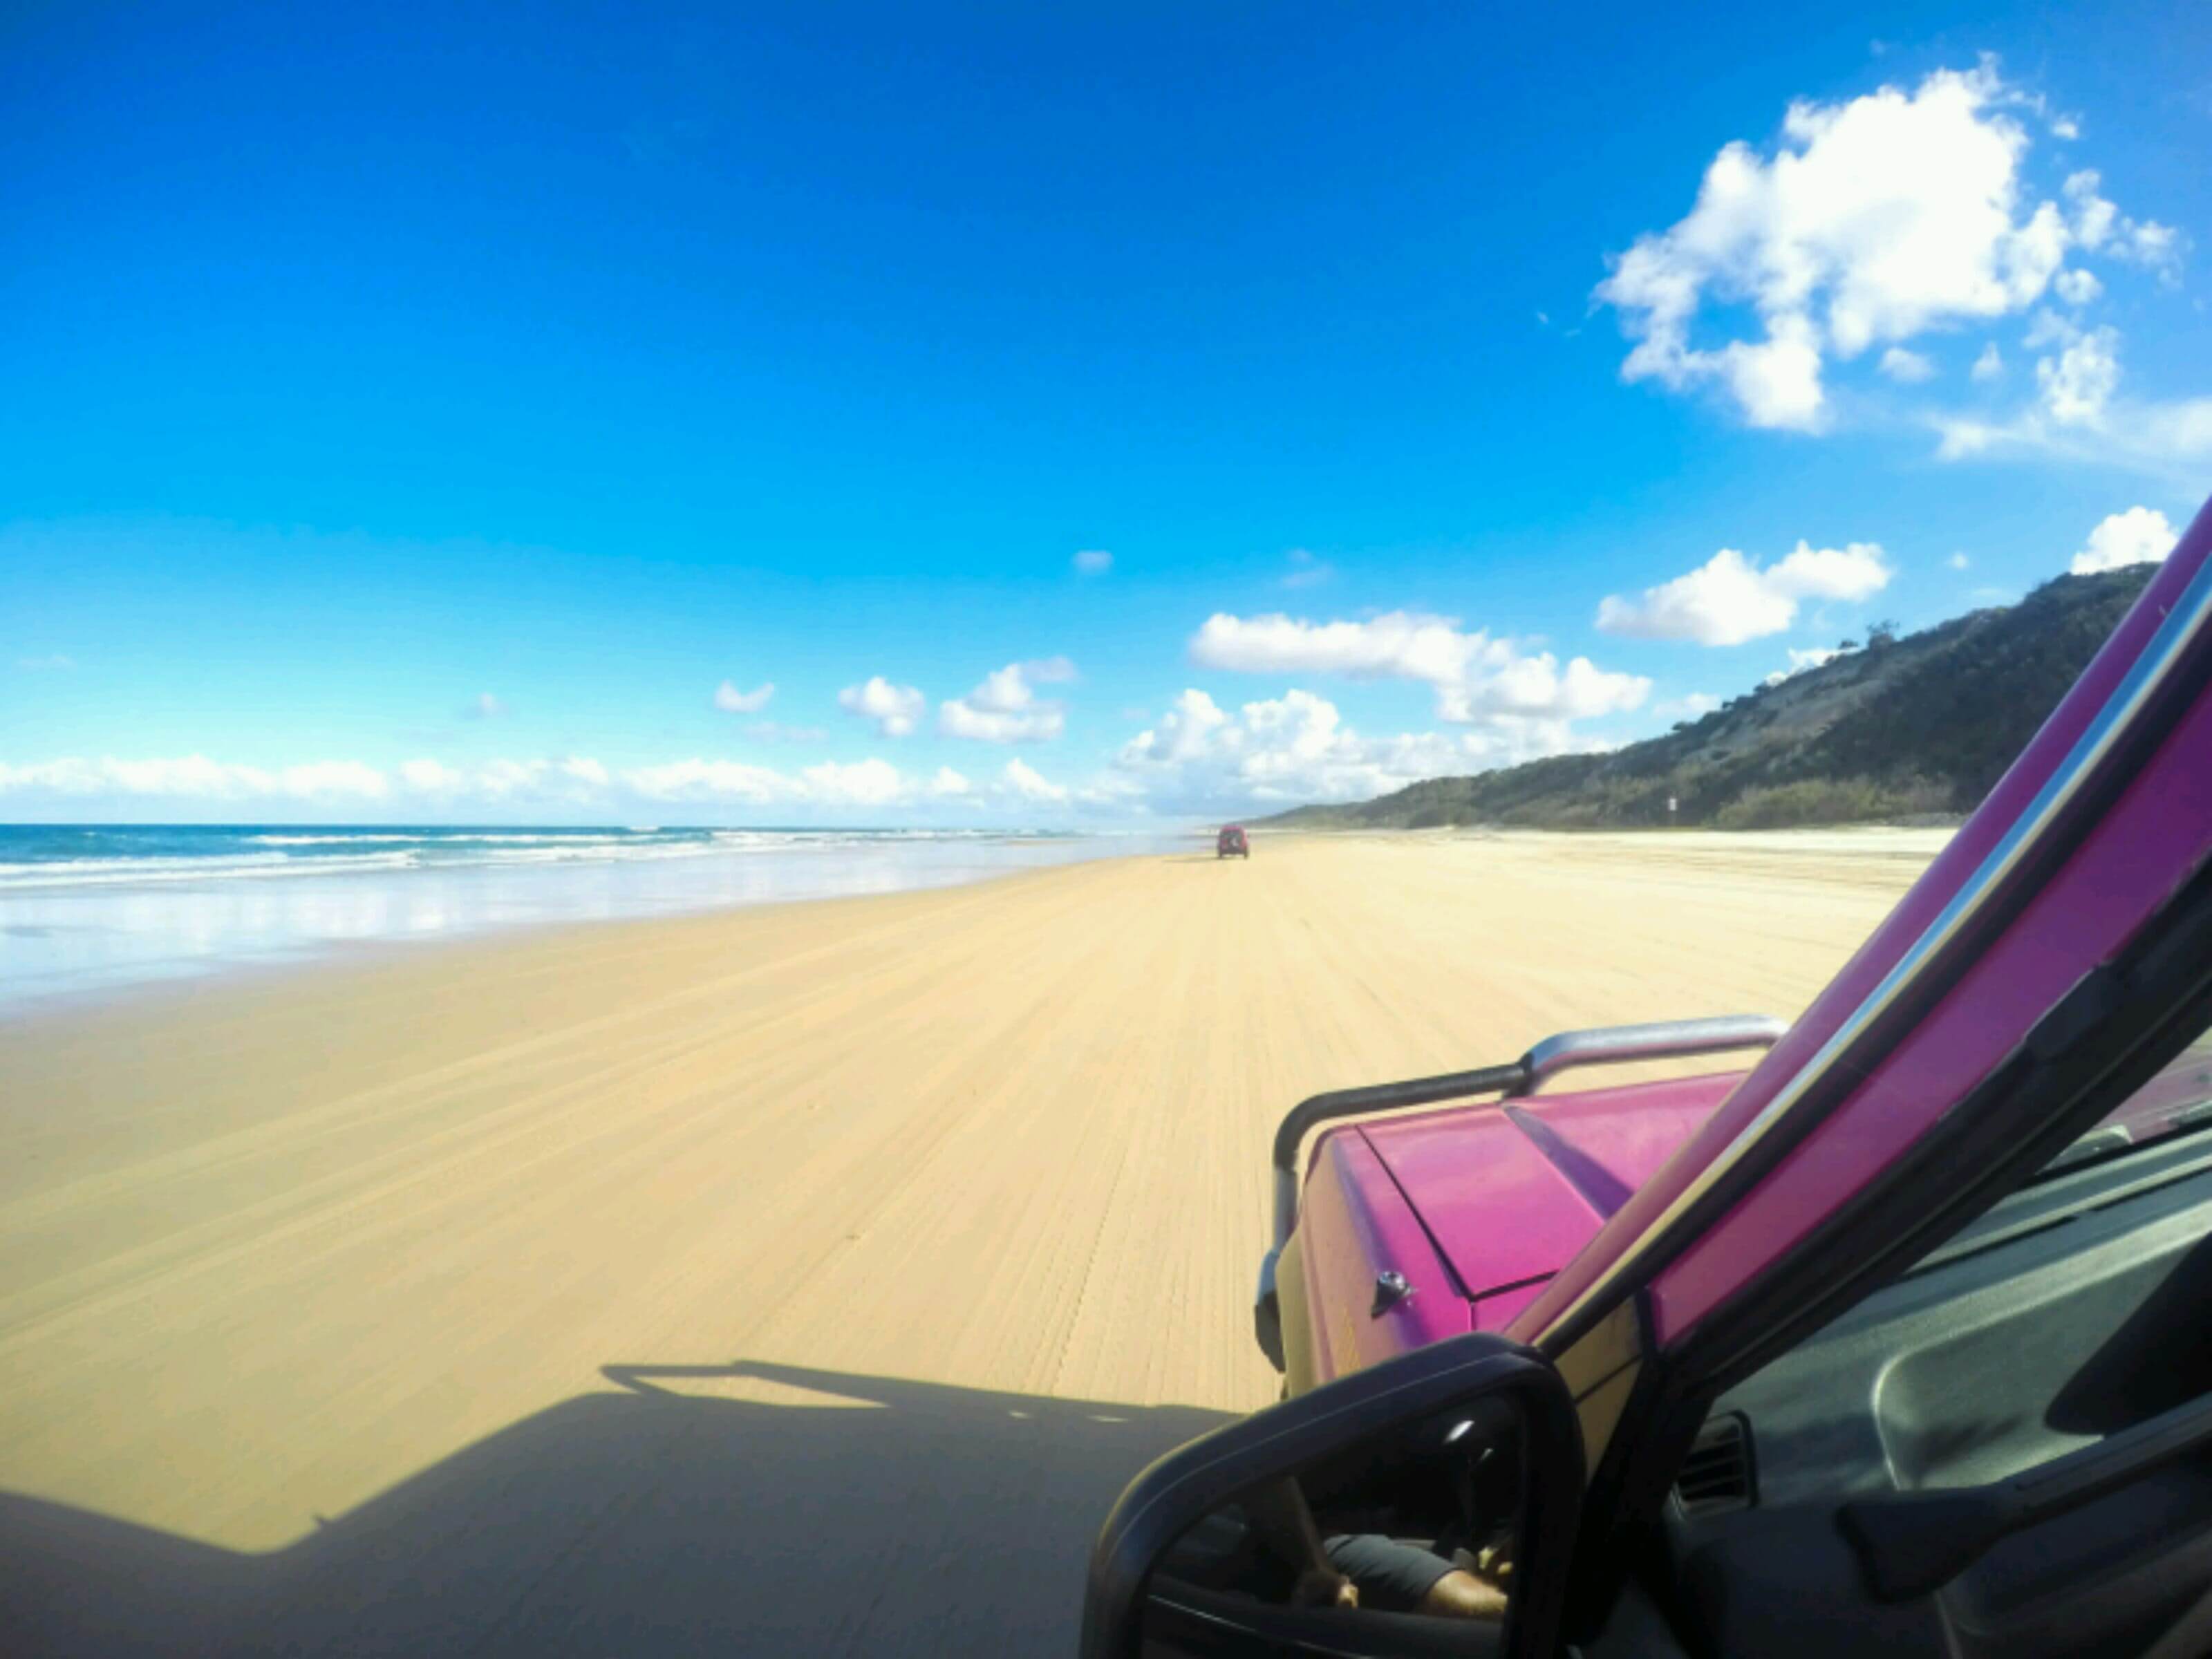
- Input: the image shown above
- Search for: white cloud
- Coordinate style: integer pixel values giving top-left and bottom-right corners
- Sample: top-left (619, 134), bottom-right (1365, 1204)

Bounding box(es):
top-left (1000, 758), bottom-right (1069, 803)
top-left (1949, 551), bottom-right (1971, 570)
top-left (1188, 610), bottom-right (1648, 728)
top-left (1595, 62), bottom-right (2163, 432)
top-left (1118, 688), bottom-right (1232, 766)
top-left (1596, 541), bottom-right (1892, 646)
top-left (2052, 268), bottom-right (2103, 306)
top-left (926, 766), bottom-right (974, 799)
top-left (2070, 507), bottom-right (2179, 574)
top-left (713, 679), bottom-right (776, 713)
top-left (2034, 319), bottom-right (2120, 424)
top-left (938, 660), bottom-right (1069, 743)
top-left (1072, 550), bottom-right (1114, 575)
top-left (2063, 169), bottom-right (2183, 279)
top-left (619, 756), bottom-right (910, 807)
top-left (1971, 342), bottom-right (2005, 382)
top-left (1880, 347), bottom-right (1936, 384)
top-left (1763, 646), bottom-right (1848, 686)
top-left (0, 756), bottom-right (391, 801)
top-left (1717, 316), bottom-right (1826, 428)
top-left (1282, 549), bottom-right (1334, 589)
top-left (469, 692), bottom-right (508, 719)
top-left (798, 758), bottom-right (908, 806)
top-left (15, 653), bottom-right (75, 671)
top-left (400, 758), bottom-right (465, 793)
top-left (1933, 386), bottom-right (2212, 474)
top-left (1658, 692), bottom-right (1723, 719)
top-left (2123, 221), bottom-right (2183, 279)
top-left (619, 759), bottom-right (804, 803)
top-left (837, 676), bottom-right (926, 737)
top-left (473, 757), bottom-right (607, 800)
top-left (1115, 687), bottom-right (1597, 810)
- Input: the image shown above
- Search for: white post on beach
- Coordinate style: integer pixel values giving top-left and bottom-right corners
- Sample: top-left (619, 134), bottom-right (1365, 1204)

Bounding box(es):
top-left (1668, 795), bottom-right (1678, 825)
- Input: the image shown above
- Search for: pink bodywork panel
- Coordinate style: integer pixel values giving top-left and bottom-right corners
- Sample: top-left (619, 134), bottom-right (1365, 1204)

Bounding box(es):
top-left (1294, 1073), bottom-right (1741, 1382)
top-left (1295, 1130), bottom-right (1470, 1382)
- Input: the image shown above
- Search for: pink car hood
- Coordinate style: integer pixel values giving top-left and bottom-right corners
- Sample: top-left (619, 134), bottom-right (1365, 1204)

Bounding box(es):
top-left (1353, 1070), bottom-right (1745, 1308)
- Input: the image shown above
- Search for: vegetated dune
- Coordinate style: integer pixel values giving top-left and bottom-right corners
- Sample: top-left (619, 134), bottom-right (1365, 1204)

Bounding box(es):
top-left (1266, 564), bottom-right (2156, 832)
top-left (0, 830), bottom-right (1942, 1655)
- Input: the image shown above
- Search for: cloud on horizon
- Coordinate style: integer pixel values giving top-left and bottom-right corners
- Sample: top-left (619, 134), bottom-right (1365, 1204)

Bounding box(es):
top-left (1188, 610), bottom-right (1649, 730)
top-left (2070, 505), bottom-right (2178, 574)
top-left (1595, 541), bottom-right (1892, 646)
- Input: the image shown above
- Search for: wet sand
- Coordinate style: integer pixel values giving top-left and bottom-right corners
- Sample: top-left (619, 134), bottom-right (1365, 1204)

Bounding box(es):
top-left (0, 828), bottom-right (1944, 1655)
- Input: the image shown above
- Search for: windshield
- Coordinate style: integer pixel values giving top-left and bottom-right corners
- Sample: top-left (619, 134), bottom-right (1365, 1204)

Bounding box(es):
top-left (2046, 1032), bottom-right (2212, 1174)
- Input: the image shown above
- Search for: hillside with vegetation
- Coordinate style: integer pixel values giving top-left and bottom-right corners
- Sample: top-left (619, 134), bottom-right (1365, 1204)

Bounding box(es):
top-left (1261, 565), bottom-right (2158, 832)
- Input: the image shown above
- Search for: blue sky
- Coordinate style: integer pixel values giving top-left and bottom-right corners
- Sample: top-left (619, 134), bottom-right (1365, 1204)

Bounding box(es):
top-left (4, 1), bottom-right (2208, 823)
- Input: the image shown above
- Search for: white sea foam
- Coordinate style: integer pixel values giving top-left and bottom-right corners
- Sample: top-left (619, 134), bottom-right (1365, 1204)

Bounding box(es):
top-left (0, 826), bottom-right (1183, 1015)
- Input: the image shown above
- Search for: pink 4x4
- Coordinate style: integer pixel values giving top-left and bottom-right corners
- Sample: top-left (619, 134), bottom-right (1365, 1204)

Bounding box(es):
top-left (1086, 497), bottom-right (2212, 1659)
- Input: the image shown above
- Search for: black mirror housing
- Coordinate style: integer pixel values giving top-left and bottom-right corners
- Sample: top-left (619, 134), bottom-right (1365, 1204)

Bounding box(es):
top-left (1080, 1333), bottom-right (1584, 1659)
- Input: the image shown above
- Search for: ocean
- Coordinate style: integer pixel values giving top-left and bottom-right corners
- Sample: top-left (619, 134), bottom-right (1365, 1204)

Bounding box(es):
top-left (0, 823), bottom-right (1183, 1015)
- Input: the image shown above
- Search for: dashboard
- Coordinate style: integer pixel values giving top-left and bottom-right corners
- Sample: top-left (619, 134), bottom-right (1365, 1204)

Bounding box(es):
top-left (1656, 1130), bottom-right (2212, 1658)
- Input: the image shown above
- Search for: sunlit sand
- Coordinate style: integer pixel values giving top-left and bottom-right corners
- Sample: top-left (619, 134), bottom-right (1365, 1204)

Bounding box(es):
top-left (0, 829), bottom-right (1944, 1653)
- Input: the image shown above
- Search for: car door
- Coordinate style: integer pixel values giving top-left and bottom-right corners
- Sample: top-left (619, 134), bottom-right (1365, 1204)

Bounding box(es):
top-left (1510, 491), bottom-right (2212, 1637)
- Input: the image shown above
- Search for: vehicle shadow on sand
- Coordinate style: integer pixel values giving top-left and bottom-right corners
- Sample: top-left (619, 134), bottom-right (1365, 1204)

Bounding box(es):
top-left (1, 1360), bottom-right (1233, 1657)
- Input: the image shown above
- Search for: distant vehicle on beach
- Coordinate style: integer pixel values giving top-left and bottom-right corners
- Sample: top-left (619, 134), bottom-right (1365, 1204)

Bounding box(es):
top-left (1217, 826), bottom-right (1250, 859)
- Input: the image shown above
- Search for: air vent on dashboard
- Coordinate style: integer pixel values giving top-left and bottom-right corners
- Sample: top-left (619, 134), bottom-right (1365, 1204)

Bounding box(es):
top-left (1674, 1412), bottom-right (1755, 1518)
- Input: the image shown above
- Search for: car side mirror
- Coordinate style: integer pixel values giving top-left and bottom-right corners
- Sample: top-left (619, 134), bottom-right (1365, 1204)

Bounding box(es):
top-left (1079, 1333), bottom-right (1584, 1658)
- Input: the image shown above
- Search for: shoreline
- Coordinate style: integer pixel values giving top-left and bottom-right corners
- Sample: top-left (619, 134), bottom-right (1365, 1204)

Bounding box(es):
top-left (0, 826), bottom-right (1194, 1020)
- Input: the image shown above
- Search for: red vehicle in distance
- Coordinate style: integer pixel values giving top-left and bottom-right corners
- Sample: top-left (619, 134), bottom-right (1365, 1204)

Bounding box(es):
top-left (1217, 825), bottom-right (1250, 859)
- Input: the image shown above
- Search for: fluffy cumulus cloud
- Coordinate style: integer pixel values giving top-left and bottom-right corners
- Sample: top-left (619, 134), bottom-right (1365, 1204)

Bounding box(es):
top-left (1188, 610), bottom-right (1649, 730)
top-left (2070, 507), bottom-right (2180, 574)
top-left (1763, 646), bottom-right (1846, 686)
top-left (713, 679), bottom-right (775, 713)
top-left (1595, 541), bottom-right (1891, 646)
top-left (937, 659), bottom-right (1072, 743)
top-left (1116, 688), bottom-right (1595, 810)
top-left (999, 757), bottom-right (1069, 803)
top-left (0, 756), bottom-right (393, 801)
top-left (836, 675), bottom-right (926, 737)
top-left (2027, 312), bottom-right (2120, 425)
top-left (1595, 62), bottom-right (2178, 434)
top-left (2053, 268), bottom-right (2103, 306)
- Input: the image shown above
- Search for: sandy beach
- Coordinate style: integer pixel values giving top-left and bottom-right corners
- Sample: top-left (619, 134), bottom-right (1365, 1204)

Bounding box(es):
top-left (0, 829), bottom-right (1944, 1656)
